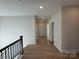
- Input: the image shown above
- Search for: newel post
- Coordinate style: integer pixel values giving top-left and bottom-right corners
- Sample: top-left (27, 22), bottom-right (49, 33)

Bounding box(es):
top-left (20, 36), bottom-right (23, 54)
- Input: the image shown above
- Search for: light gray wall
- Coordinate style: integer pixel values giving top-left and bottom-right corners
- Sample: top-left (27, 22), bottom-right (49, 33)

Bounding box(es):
top-left (0, 18), bottom-right (1, 49)
top-left (0, 16), bottom-right (36, 49)
top-left (48, 7), bottom-right (62, 52)
top-left (62, 6), bottom-right (79, 53)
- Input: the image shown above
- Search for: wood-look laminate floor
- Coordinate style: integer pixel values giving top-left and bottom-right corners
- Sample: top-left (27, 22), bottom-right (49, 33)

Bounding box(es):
top-left (22, 37), bottom-right (79, 59)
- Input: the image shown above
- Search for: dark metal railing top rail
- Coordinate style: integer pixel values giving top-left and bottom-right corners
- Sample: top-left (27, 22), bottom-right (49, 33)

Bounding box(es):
top-left (0, 36), bottom-right (23, 59)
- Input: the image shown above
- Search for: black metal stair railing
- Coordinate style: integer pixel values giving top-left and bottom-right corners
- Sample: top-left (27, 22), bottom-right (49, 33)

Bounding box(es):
top-left (0, 36), bottom-right (23, 59)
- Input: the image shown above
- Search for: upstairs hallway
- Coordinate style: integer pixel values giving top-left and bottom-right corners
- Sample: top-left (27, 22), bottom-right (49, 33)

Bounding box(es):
top-left (22, 36), bottom-right (79, 59)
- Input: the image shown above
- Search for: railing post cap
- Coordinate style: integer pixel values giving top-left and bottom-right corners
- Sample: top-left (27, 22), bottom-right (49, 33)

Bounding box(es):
top-left (20, 36), bottom-right (23, 37)
top-left (20, 36), bottom-right (23, 38)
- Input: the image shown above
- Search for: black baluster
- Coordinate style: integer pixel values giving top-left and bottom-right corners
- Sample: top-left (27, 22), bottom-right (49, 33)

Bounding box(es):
top-left (20, 36), bottom-right (23, 54)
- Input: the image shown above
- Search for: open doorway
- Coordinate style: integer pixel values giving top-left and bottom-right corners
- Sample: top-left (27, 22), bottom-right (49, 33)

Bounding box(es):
top-left (37, 22), bottom-right (47, 37)
top-left (51, 22), bottom-right (54, 43)
top-left (35, 16), bottom-right (47, 39)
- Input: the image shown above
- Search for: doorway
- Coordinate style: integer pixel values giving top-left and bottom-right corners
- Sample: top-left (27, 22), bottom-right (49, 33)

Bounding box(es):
top-left (51, 23), bottom-right (54, 42)
top-left (37, 21), bottom-right (47, 37)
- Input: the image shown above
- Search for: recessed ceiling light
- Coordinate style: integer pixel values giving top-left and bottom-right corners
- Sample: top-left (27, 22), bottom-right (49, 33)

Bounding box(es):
top-left (40, 6), bottom-right (43, 9)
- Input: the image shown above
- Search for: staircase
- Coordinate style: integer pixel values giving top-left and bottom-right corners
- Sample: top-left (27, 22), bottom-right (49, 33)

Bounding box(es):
top-left (0, 36), bottom-right (23, 59)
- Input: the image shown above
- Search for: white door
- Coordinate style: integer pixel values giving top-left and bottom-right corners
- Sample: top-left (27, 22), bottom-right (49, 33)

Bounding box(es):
top-left (38, 22), bottom-right (47, 36)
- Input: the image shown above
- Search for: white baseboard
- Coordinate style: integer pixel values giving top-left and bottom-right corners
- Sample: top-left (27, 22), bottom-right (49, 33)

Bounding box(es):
top-left (62, 49), bottom-right (77, 57)
top-left (54, 43), bottom-right (63, 53)
top-left (62, 50), bottom-right (76, 54)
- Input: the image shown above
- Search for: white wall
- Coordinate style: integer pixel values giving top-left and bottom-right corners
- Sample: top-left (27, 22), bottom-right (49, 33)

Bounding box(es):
top-left (0, 16), bottom-right (36, 49)
top-left (0, 18), bottom-right (1, 49)
top-left (48, 6), bottom-right (79, 53)
top-left (0, 0), bottom-right (40, 16)
top-left (49, 7), bottom-right (62, 52)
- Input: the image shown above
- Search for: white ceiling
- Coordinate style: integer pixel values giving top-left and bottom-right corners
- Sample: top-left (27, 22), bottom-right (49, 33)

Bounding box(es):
top-left (0, 0), bottom-right (79, 17)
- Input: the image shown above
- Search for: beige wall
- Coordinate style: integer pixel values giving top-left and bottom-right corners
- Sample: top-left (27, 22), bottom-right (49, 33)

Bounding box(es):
top-left (62, 6), bottom-right (79, 53)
